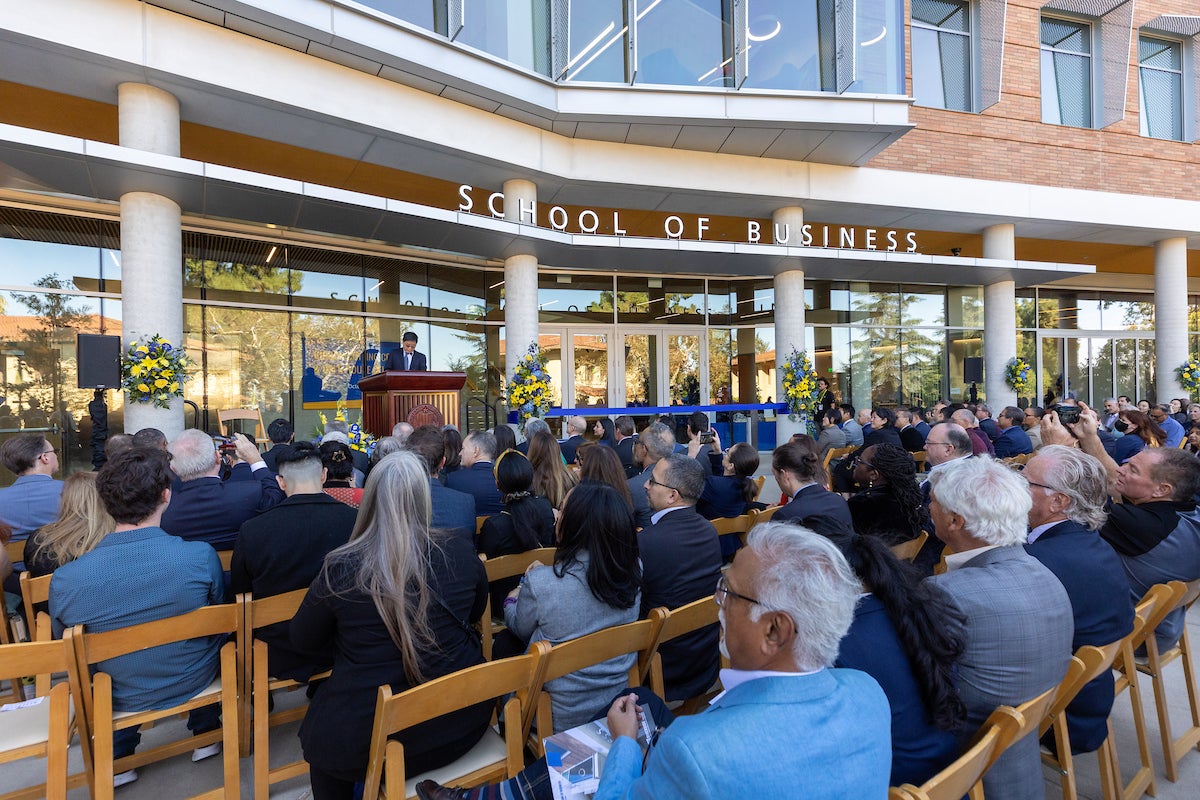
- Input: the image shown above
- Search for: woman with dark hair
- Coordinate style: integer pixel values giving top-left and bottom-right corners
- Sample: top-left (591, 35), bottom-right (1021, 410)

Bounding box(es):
top-left (320, 440), bottom-right (363, 508)
top-left (815, 376), bottom-right (837, 413)
top-left (825, 529), bottom-right (967, 787)
top-left (1171, 398), bottom-right (1189, 427)
top-left (593, 417), bottom-right (618, 449)
top-left (847, 444), bottom-right (929, 546)
top-left (291, 451), bottom-right (489, 800)
top-left (697, 442), bottom-right (764, 520)
top-left (1113, 409), bottom-right (1165, 464)
top-left (441, 427), bottom-right (463, 479)
top-left (864, 407), bottom-right (903, 449)
top-left (478, 452), bottom-right (557, 607)
top-left (500, 482), bottom-right (641, 731)
top-left (491, 424), bottom-right (517, 456)
top-left (527, 429), bottom-right (577, 510)
top-left (577, 443), bottom-right (633, 509)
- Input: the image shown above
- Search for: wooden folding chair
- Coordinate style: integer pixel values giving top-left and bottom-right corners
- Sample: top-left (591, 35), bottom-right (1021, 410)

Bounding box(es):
top-left (522, 610), bottom-right (668, 757)
top-left (240, 588), bottom-right (334, 800)
top-left (750, 475), bottom-right (765, 502)
top-left (2, 540), bottom-right (32, 703)
top-left (912, 450), bottom-right (927, 473)
top-left (479, 548), bottom-right (557, 660)
top-left (752, 505), bottom-right (783, 524)
top-left (217, 549), bottom-right (235, 572)
top-left (217, 408), bottom-right (269, 447)
top-left (475, 516), bottom-right (488, 535)
top-left (1039, 640), bottom-right (1125, 800)
top-left (68, 604), bottom-right (241, 800)
top-left (1097, 582), bottom-right (1182, 800)
top-left (823, 445), bottom-right (855, 476)
top-left (0, 635), bottom-right (86, 800)
top-left (19, 571), bottom-right (51, 638)
top-left (889, 531), bottom-right (929, 563)
top-left (361, 642), bottom-right (551, 800)
top-left (711, 512), bottom-right (756, 538)
top-left (647, 596), bottom-right (720, 714)
top-left (1134, 578), bottom-right (1200, 783)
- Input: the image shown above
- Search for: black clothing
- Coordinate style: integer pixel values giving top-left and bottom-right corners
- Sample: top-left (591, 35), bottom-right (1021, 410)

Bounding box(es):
top-left (847, 487), bottom-right (929, 546)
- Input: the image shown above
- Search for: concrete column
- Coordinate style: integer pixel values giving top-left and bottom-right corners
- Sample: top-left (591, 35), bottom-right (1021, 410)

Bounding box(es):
top-left (982, 224), bottom-right (1017, 409)
top-left (773, 207), bottom-right (806, 440)
top-left (1155, 237), bottom-right (1189, 402)
top-left (118, 83), bottom-right (184, 438)
top-left (502, 179), bottom-right (540, 383)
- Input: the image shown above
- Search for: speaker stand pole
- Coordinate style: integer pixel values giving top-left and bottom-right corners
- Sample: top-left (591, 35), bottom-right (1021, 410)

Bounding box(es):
top-left (88, 389), bottom-right (109, 470)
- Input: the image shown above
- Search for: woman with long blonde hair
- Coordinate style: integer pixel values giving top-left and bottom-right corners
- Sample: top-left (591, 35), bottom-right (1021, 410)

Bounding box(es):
top-left (24, 472), bottom-right (115, 577)
top-left (290, 450), bottom-right (489, 800)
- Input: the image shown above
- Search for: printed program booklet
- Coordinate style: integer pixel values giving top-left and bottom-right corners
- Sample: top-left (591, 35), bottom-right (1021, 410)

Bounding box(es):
top-left (543, 707), bottom-right (657, 800)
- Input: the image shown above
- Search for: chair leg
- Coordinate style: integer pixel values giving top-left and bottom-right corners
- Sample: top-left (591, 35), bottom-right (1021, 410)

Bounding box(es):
top-left (1054, 716), bottom-right (1077, 800)
top-left (1096, 726), bottom-right (1120, 800)
top-left (1123, 658), bottom-right (1157, 800)
top-left (254, 677), bottom-right (270, 800)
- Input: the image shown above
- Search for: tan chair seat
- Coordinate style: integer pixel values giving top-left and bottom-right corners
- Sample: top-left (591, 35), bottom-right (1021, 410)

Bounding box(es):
top-left (403, 729), bottom-right (508, 798)
top-left (111, 675), bottom-right (222, 722)
top-left (0, 695), bottom-right (75, 752)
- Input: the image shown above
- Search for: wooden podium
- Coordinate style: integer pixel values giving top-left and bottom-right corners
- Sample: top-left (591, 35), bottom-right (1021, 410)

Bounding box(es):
top-left (358, 371), bottom-right (466, 437)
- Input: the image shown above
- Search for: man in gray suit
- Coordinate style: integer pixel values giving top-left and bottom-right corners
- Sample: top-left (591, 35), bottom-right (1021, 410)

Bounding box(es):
top-left (927, 456), bottom-right (1074, 800)
top-left (627, 422), bottom-right (676, 529)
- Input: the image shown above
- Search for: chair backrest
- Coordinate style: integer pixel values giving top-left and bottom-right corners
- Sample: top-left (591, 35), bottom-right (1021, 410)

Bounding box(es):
top-left (889, 531), bottom-right (929, 563)
top-left (20, 570), bottom-right (52, 632)
top-left (482, 548), bottom-right (559, 584)
top-left (1000, 684), bottom-right (1058, 755)
top-left (899, 706), bottom-right (1019, 800)
top-left (750, 475), bottom-right (766, 502)
top-left (1039, 640), bottom-right (1124, 738)
top-left (753, 505), bottom-right (783, 524)
top-left (712, 513), bottom-right (756, 537)
top-left (217, 408), bottom-right (266, 440)
top-left (245, 587), bottom-right (309, 630)
top-left (912, 450), bottom-right (927, 473)
top-left (658, 596), bottom-right (718, 644)
top-left (1130, 582), bottom-right (1187, 653)
top-left (823, 445), bottom-right (856, 474)
top-left (476, 515), bottom-right (488, 535)
top-left (0, 635), bottom-right (74, 691)
top-left (5, 538), bottom-right (23, 565)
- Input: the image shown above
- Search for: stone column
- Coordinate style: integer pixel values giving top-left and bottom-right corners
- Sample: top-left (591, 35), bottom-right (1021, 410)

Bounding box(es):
top-left (1155, 237), bottom-right (1189, 402)
top-left (118, 83), bottom-right (185, 438)
top-left (982, 223), bottom-right (1017, 409)
top-left (773, 207), bottom-right (806, 441)
top-left (502, 180), bottom-right (540, 385)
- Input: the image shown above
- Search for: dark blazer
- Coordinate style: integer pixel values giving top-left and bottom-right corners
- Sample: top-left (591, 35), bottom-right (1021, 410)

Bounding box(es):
top-left (979, 417), bottom-right (1001, 441)
top-left (615, 436), bottom-right (639, 477)
top-left (1026, 520), bottom-right (1135, 752)
top-left (430, 478), bottom-right (477, 542)
top-left (638, 507), bottom-right (723, 701)
top-left (993, 426), bottom-right (1034, 458)
top-left (231, 493), bottom-right (357, 681)
top-left (560, 435), bottom-right (585, 465)
top-left (864, 426), bottom-right (903, 449)
top-left (292, 536), bottom-right (488, 778)
top-left (261, 443), bottom-right (294, 473)
top-left (696, 475), bottom-right (750, 521)
top-left (898, 425), bottom-right (925, 452)
top-left (773, 483), bottom-right (853, 536)
top-left (383, 348), bottom-right (427, 371)
top-left (444, 461), bottom-right (503, 517)
top-left (161, 468), bottom-right (285, 550)
top-left (628, 466), bottom-right (654, 529)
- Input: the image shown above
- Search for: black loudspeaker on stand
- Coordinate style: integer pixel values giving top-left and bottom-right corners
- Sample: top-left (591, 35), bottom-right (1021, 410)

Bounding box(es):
top-left (77, 334), bottom-right (122, 469)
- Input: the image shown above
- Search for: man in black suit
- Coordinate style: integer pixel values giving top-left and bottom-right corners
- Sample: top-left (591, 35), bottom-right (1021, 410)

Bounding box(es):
top-left (771, 438), bottom-right (852, 535)
top-left (406, 425), bottom-right (477, 540)
top-left (627, 422), bottom-right (676, 529)
top-left (559, 415), bottom-right (587, 465)
top-left (639, 453), bottom-right (722, 701)
top-left (685, 411), bottom-right (714, 477)
top-left (261, 418), bottom-right (294, 472)
top-left (162, 430), bottom-right (285, 551)
top-left (613, 415), bottom-right (639, 479)
top-left (895, 407), bottom-right (926, 452)
top-left (445, 430), bottom-right (502, 516)
top-left (384, 331), bottom-right (428, 372)
top-left (230, 442), bottom-right (356, 681)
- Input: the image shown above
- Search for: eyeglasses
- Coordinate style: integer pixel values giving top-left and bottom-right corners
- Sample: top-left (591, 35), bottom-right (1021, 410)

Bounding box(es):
top-left (1025, 478), bottom-right (1058, 493)
top-left (647, 475), bottom-right (680, 493)
top-left (714, 575), bottom-right (764, 609)
top-left (41, 448), bottom-right (58, 456)
top-left (851, 456), bottom-right (874, 470)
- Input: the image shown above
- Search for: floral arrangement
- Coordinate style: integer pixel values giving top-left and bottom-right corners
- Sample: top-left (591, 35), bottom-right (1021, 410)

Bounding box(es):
top-left (780, 347), bottom-right (820, 432)
top-left (1176, 356), bottom-right (1200, 396)
top-left (507, 343), bottom-right (553, 425)
top-left (121, 334), bottom-right (191, 409)
top-left (314, 402), bottom-right (377, 455)
top-left (1005, 357), bottom-right (1033, 396)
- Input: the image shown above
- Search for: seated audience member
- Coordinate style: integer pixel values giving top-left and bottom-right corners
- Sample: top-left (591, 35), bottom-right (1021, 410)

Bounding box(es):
top-left (1045, 405), bottom-right (1200, 651)
top-left (864, 407), bottom-right (903, 449)
top-left (131, 427), bottom-right (168, 450)
top-left (975, 404), bottom-right (1000, 441)
top-left (817, 408), bottom-right (848, 461)
top-left (391, 421), bottom-right (414, 445)
top-left (827, 530), bottom-right (966, 787)
top-left (231, 442), bottom-right (357, 681)
top-left (50, 447), bottom-right (225, 784)
top-left (405, 425), bottom-right (477, 540)
top-left (516, 418), bottom-right (552, 456)
top-left (926, 456), bottom-right (1074, 800)
top-left (684, 411), bottom-right (716, 477)
top-left (291, 451), bottom-right (488, 800)
top-left (911, 406), bottom-right (931, 437)
top-left (0, 432), bottom-right (64, 542)
top-left (160, 430), bottom-right (284, 551)
top-left (492, 424), bottom-right (518, 456)
top-left (593, 417), bottom-right (618, 449)
top-left (772, 436), bottom-right (853, 535)
top-left (499, 482), bottom-right (642, 731)
top-left (321, 431), bottom-right (366, 487)
top-left (639, 454), bottom-right (723, 700)
top-left (1021, 446), bottom-right (1134, 753)
top-left (527, 429), bottom-right (576, 511)
top-left (1150, 403), bottom-right (1186, 449)
top-left (104, 433), bottom-right (135, 461)
top-left (320, 440), bottom-right (363, 508)
top-left (839, 403), bottom-right (864, 447)
top-left (612, 415), bottom-right (639, 478)
top-left (578, 441), bottom-right (635, 510)
top-left (1186, 403), bottom-right (1200, 435)
top-left (368, 435), bottom-right (403, 470)
top-left (951, 408), bottom-right (995, 456)
top-left (478, 451), bottom-right (556, 607)
top-left (23, 472), bottom-right (114, 578)
top-left (1112, 409), bottom-right (1162, 465)
top-left (627, 422), bottom-right (675, 529)
top-left (446, 431), bottom-right (504, 516)
top-left (1023, 406), bottom-right (1045, 450)
top-left (419, 524), bottom-right (891, 800)
top-left (697, 441), bottom-right (764, 520)
top-left (323, 419), bottom-right (370, 477)
top-left (441, 426), bottom-right (464, 479)
top-left (558, 415), bottom-right (587, 465)
top-left (896, 407), bottom-right (925, 452)
top-left (261, 418), bottom-right (295, 472)
top-left (847, 443), bottom-right (929, 546)
top-left (993, 406), bottom-right (1034, 458)
top-left (1171, 398), bottom-right (1189, 428)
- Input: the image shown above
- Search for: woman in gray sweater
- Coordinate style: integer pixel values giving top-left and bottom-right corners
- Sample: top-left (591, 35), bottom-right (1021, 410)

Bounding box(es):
top-left (502, 480), bottom-right (642, 731)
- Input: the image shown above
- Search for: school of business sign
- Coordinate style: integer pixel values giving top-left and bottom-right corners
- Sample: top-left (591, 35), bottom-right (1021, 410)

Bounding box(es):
top-left (455, 184), bottom-right (920, 253)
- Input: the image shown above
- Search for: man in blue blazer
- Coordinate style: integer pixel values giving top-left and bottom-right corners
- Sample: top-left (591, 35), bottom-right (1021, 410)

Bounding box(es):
top-left (596, 524), bottom-right (890, 800)
top-left (771, 439), bottom-right (853, 535)
top-left (1022, 447), bottom-right (1133, 753)
top-left (406, 425), bottom-right (477, 540)
top-left (444, 430), bottom-right (502, 517)
top-left (993, 406), bottom-right (1034, 458)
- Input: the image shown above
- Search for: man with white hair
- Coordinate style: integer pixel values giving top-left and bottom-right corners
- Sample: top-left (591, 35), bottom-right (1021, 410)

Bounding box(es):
top-left (390, 421), bottom-right (414, 445)
top-left (927, 457), bottom-right (1073, 800)
top-left (627, 422), bottom-right (677, 528)
top-left (950, 408), bottom-right (994, 456)
top-left (559, 415), bottom-right (587, 465)
top-left (161, 430), bottom-right (284, 550)
top-left (516, 417), bottom-right (557, 459)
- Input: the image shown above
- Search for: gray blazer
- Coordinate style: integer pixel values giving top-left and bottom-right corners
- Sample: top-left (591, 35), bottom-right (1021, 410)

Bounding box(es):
top-left (927, 546), bottom-right (1074, 800)
top-left (627, 466), bottom-right (653, 529)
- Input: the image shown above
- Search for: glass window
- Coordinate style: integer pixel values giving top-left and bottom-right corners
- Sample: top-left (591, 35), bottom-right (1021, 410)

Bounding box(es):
top-left (292, 312), bottom-right (368, 411)
top-left (459, 0), bottom-right (551, 74)
top-left (852, 0), bottom-right (905, 95)
top-left (617, 276), bottom-right (705, 324)
top-left (740, 0), bottom-right (828, 91)
top-left (707, 329), bottom-right (731, 404)
top-left (365, 257), bottom-right (429, 317)
top-left (534, 274), bottom-right (614, 323)
top-left (1041, 17), bottom-right (1093, 128)
top-left (358, 1), bottom-right (437, 31)
top-left (911, 0), bottom-right (972, 111)
top-left (288, 247), bottom-right (365, 313)
top-left (947, 329), bottom-right (983, 403)
top-left (1139, 35), bottom-right (1184, 141)
top-left (634, 0), bottom-right (732, 88)
top-left (901, 285), bottom-right (946, 327)
top-left (574, 332), bottom-right (610, 407)
top-left (668, 333), bottom-right (701, 404)
top-left (563, 0), bottom-right (627, 82)
top-left (430, 264), bottom-right (488, 321)
top-left (626, 332), bottom-right (661, 406)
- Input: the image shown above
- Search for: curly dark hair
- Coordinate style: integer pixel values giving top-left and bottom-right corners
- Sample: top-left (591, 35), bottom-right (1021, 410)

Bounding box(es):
top-left (555, 481), bottom-right (641, 610)
top-left (827, 530), bottom-right (967, 731)
top-left (863, 444), bottom-right (925, 539)
top-left (319, 440), bottom-right (355, 483)
top-left (97, 447), bottom-right (173, 524)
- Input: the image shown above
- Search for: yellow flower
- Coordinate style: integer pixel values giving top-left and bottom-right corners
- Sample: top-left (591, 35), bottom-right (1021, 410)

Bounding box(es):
top-left (154, 378), bottom-right (168, 388)
top-left (170, 382), bottom-right (180, 392)
top-left (137, 383), bottom-right (150, 393)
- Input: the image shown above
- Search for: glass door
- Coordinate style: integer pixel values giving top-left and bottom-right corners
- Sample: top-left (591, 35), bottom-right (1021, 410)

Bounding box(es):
top-left (1037, 331), bottom-right (1157, 406)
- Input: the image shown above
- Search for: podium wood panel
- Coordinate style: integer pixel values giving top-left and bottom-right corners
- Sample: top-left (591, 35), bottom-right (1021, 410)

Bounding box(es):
top-left (358, 372), bottom-right (466, 437)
